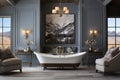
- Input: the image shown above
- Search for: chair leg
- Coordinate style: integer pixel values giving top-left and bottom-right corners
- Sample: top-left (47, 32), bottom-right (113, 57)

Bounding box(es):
top-left (43, 67), bottom-right (47, 70)
top-left (96, 69), bottom-right (98, 73)
top-left (20, 68), bottom-right (22, 72)
top-left (103, 72), bottom-right (108, 76)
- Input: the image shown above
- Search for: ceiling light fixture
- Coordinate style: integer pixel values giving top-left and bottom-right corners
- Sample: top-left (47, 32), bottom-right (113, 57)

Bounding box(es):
top-left (52, 0), bottom-right (69, 17)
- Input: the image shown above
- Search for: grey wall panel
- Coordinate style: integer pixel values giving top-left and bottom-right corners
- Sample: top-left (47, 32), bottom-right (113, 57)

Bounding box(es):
top-left (16, 8), bottom-right (35, 49)
top-left (15, 0), bottom-right (40, 51)
top-left (81, 0), bottom-right (106, 52)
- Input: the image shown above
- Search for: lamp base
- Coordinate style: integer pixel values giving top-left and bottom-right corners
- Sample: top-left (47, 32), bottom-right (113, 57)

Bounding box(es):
top-left (88, 47), bottom-right (93, 52)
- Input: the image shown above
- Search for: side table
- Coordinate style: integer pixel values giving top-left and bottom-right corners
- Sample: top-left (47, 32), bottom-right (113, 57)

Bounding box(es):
top-left (87, 51), bottom-right (104, 67)
top-left (15, 50), bottom-right (33, 67)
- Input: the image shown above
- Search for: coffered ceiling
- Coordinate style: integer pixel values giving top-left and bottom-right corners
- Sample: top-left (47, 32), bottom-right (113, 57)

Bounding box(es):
top-left (41, 0), bottom-right (120, 7)
top-left (0, 0), bottom-right (120, 8)
top-left (41, 0), bottom-right (79, 4)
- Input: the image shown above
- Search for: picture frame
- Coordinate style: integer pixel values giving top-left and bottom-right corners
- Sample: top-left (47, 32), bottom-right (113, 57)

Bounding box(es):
top-left (45, 14), bottom-right (75, 44)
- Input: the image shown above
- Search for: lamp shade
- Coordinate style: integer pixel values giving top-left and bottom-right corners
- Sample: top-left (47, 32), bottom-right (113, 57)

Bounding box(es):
top-left (55, 6), bottom-right (60, 11)
top-left (90, 30), bottom-right (93, 35)
top-left (52, 9), bottom-right (56, 13)
top-left (94, 30), bottom-right (97, 35)
top-left (63, 7), bottom-right (68, 11)
top-left (65, 9), bottom-right (69, 14)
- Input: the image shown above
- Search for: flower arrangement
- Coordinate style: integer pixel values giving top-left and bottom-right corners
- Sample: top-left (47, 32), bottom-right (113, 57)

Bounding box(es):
top-left (25, 39), bottom-right (33, 52)
top-left (26, 39), bottom-right (33, 47)
top-left (85, 39), bottom-right (96, 51)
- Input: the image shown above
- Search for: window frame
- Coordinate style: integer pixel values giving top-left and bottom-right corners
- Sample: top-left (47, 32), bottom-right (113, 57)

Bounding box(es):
top-left (0, 16), bottom-right (12, 48)
top-left (107, 17), bottom-right (120, 48)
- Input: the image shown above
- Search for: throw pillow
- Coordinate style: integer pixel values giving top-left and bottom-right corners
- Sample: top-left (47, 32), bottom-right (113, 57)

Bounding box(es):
top-left (111, 47), bottom-right (119, 57)
top-left (104, 47), bottom-right (114, 58)
top-left (0, 48), bottom-right (14, 60)
top-left (104, 47), bottom-right (118, 59)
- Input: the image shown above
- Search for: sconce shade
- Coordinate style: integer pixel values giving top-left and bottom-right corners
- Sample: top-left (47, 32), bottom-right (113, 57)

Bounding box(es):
top-left (65, 9), bottom-right (69, 14)
top-left (89, 29), bottom-right (98, 37)
top-left (22, 29), bottom-right (31, 39)
top-left (63, 7), bottom-right (68, 11)
top-left (55, 6), bottom-right (60, 11)
top-left (94, 30), bottom-right (97, 35)
top-left (52, 9), bottom-right (56, 13)
top-left (89, 29), bottom-right (98, 38)
top-left (90, 30), bottom-right (93, 35)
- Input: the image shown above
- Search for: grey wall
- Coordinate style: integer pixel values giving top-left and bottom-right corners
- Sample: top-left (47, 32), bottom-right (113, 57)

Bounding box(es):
top-left (40, 2), bottom-right (80, 52)
top-left (0, 0), bottom-right (107, 53)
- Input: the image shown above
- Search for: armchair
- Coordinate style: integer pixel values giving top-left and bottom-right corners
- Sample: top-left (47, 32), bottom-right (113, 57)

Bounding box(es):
top-left (0, 49), bottom-right (22, 73)
top-left (95, 47), bottom-right (120, 74)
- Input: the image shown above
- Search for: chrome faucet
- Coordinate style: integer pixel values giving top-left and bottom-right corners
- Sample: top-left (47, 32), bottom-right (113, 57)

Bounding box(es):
top-left (56, 46), bottom-right (64, 55)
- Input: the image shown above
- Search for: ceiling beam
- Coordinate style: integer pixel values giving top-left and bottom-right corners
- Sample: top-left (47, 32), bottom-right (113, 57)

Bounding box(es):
top-left (103, 0), bottom-right (112, 5)
top-left (98, 0), bottom-right (112, 5)
top-left (6, 0), bottom-right (15, 6)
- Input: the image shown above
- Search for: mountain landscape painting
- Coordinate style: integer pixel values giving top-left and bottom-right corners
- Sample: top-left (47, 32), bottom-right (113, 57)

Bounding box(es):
top-left (45, 14), bottom-right (75, 44)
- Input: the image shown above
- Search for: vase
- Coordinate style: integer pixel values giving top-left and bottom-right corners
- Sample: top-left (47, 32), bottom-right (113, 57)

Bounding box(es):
top-left (88, 47), bottom-right (92, 52)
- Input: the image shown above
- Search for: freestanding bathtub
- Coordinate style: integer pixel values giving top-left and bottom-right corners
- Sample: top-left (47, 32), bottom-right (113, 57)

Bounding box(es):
top-left (34, 51), bottom-right (86, 69)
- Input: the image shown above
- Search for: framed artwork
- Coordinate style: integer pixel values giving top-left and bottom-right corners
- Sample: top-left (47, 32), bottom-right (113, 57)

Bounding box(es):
top-left (45, 14), bottom-right (75, 44)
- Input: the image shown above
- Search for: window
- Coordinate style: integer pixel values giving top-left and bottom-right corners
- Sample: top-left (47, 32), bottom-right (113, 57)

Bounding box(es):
top-left (0, 16), bottom-right (11, 48)
top-left (107, 18), bottom-right (120, 49)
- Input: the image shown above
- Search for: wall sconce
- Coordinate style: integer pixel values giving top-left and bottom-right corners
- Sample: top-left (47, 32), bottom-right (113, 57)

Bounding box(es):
top-left (85, 29), bottom-right (98, 52)
top-left (22, 29), bottom-right (33, 52)
top-left (22, 29), bottom-right (31, 39)
top-left (89, 29), bottom-right (98, 38)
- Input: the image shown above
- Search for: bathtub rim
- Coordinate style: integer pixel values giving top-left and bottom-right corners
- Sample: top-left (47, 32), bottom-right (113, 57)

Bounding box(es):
top-left (33, 51), bottom-right (86, 58)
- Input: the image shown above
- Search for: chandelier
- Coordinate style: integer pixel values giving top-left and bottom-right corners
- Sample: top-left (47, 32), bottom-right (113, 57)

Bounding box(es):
top-left (52, 0), bottom-right (69, 17)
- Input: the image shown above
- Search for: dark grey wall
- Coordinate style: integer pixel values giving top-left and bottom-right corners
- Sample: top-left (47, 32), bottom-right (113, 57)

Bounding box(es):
top-left (40, 0), bottom-right (107, 53)
top-left (40, 2), bottom-right (80, 52)
top-left (81, 0), bottom-right (106, 52)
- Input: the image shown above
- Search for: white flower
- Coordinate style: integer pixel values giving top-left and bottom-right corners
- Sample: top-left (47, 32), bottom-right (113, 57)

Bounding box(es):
top-left (85, 39), bottom-right (96, 47)
top-left (26, 39), bottom-right (33, 46)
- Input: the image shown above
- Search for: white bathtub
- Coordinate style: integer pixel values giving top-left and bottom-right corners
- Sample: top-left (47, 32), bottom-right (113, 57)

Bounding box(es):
top-left (34, 51), bottom-right (86, 69)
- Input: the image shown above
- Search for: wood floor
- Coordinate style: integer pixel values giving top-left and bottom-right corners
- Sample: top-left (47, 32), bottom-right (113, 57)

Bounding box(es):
top-left (0, 66), bottom-right (120, 80)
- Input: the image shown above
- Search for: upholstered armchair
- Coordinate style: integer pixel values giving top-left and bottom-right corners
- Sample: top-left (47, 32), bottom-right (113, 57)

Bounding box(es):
top-left (95, 47), bottom-right (120, 74)
top-left (0, 49), bottom-right (22, 73)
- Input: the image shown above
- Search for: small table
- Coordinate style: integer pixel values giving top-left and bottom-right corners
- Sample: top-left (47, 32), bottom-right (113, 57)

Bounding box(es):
top-left (87, 51), bottom-right (104, 67)
top-left (15, 50), bottom-right (33, 67)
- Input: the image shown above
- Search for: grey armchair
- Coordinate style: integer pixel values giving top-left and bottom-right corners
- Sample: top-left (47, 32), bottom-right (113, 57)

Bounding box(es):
top-left (0, 49), bottom-right (22, 73)
top-left (95, 47), bottom-right (120, 74)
